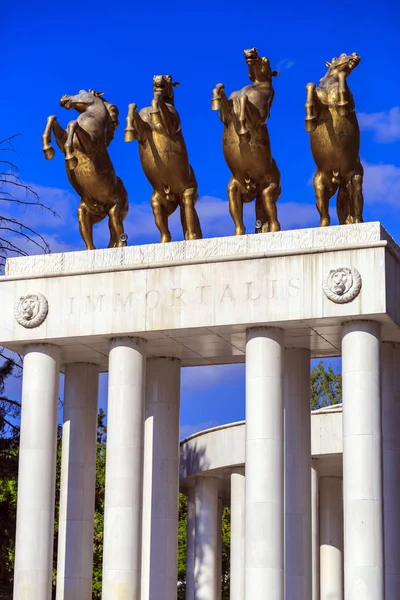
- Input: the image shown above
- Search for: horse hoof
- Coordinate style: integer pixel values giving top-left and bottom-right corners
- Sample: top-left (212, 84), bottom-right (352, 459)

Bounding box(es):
top-left (65, 155), bottom-right (78, 170)
top-left (320, 218), bottom-right (330, 227)
top-left (305, 118), bottom-right (317, 133)
top-left (160, 234), bottom-right (172, 243)
top-left (43, 146), bottom-right (55, 160)
top-left (269, 221), bottom-right (281, 232)
top-left (235, 227), bottom-right (246, 236)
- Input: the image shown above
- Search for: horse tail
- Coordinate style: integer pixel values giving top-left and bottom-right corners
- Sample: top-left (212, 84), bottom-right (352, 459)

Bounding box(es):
top-left (103, 100), bottom-right (119, 146)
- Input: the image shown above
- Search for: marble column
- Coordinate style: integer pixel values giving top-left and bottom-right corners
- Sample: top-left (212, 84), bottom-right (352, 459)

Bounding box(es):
top-left (102, 337), bottom-right (146, 600)
top-left (194, 476), bottom-right (219, 600)
top-left (245, 327), bottom-right (284, 600)
top-left (230, 468), bottom-right (245, 600)
top-left (311, 462), bottom-right (320, 600)
top-left (284, 347), bottom-right (312, 600)
top-left (13, 344), bottom-right (60, 600)
top-left (56, 362), bottom-right (99, 600)
top-left (382, 342), bottom-right (400, 599)
top-left (186, 486), bottom-right (196, 600)
top-left (319, 476), bottom-right (343, 600)
top-left (141, 357), bottom-right (181, 600)
top-left (342, 321), bottom-right (384, 599)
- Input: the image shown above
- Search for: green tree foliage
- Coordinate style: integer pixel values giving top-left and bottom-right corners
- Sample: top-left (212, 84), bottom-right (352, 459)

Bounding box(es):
top-left (310, 360), bottom-right (342, 409)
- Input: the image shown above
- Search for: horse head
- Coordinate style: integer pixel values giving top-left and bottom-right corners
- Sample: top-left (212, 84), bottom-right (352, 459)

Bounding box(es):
top-left (321, 53), bottom-right (361, 82)
top-left (244, 48), bottom-right (279, 83)
top-left (153, 75), bottom-right (180, 105)
top-left (60, 89), bottom-right (105, 112)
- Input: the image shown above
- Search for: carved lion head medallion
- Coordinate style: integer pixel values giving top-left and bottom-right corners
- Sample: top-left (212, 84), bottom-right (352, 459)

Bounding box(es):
top-left (323, 267), bottom-right (362, 304)
top-left (15, 292), bottom-right (49, 328)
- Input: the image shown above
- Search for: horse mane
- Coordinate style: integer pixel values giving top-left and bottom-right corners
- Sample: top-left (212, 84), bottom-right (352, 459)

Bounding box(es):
top-left (102, 100), bottom-right (119, 147)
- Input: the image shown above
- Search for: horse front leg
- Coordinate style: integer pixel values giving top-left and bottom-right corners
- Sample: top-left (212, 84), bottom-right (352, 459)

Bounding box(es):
top-left (64, 121), bottom-right (93, 170)
top-left (337, 72), bottom-right (350, 117)
top-left (42, 116), bottom-right (57, 160)
top-left (237, 94), bottom-right (250, 139)
top-left (124, 104), bottom-right (149, 143)
top-left (211, 84), bottom-right (232, 124)
top-left (305, 83), bottom-right (318, 132)
top-left (150, 95), bottom-right (179, 136)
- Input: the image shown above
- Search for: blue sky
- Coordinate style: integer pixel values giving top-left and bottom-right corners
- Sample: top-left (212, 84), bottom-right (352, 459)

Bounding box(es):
top-left (2, 0), bottom-right (399, 436)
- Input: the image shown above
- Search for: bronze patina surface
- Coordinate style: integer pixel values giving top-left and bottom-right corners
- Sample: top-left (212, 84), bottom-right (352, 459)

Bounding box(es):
top-left (42, 90), bottom-right (128, 250)
top-left (125, 76), bottom-right (202, 243)
top-left (305, 53), bottom-right (364, 226)
top-left (212, 48), bottom-right (281, 235)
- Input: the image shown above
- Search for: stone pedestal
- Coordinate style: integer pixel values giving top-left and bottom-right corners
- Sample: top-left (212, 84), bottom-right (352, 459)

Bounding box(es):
top-left (13, 344), bottom-right (60, 600)
top-left (56, 363), bottom-right (99, 600)
top-left (342, 321), bottom-right (384, 599)
top-left (141, 357), bottom-right (181, 600)
top-left (102, 337), bottom-right (146, 600)
top-left (284, 348), bottom-right (312, 600)
top-left (245, 327), bottom-right (284, 600)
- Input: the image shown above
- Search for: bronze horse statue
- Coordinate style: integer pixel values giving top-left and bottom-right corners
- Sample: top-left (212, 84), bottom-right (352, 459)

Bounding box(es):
top-left (305, 53), bottom-right (364, 226)
top-left (211, 48), bottom-right (281, 235)
top-left (124, 76), bottom-right (202, 243)
top-left (42, 89), bottom-right (128, 249)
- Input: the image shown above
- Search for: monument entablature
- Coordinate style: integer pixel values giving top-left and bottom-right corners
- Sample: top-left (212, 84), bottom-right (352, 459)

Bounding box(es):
top-left (1, 222), bottom-right (399, 370)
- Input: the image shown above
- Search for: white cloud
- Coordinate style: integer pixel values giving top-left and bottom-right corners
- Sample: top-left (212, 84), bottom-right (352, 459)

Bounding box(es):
top-left (363, 161), bottom-right (400, 206)
top-left (359, 107), bottom-right (400, 143)
top-left (182, 364), bottom-right (244, 390)
top-left (277, 59), bottom-right (295, 71)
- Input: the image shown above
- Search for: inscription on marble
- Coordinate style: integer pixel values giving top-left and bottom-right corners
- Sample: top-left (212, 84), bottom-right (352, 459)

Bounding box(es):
top-left (68, 277), bottom-right (301, 315)
top-left (323, 267), bottom-right (362, 304)
top-left (15, 292), bottom-right (49, 328)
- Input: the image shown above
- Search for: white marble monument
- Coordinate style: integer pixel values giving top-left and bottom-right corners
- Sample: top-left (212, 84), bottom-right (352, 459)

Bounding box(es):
top-left (2, 221), bottom-right (400, 600)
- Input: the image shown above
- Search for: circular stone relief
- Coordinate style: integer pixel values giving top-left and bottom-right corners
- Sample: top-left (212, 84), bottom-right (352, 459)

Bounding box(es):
top-left (322, 267), bottom-right (362, 304)
top-left (14, 292), bottom-right (49, 328)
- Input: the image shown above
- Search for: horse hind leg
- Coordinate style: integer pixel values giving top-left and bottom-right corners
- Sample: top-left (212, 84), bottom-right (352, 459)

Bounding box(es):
top-left (256, 195), bottom-right (269, 232)
top-left (348, 166), bottom-right (364, 224)
top-left (77, 200), bottom-right (98, 250)
top-left (228, 177), bottom-right (248, 236)
top-left (313, 170), bottom-right (338, 227)
top-left (151, 191), bottom-right (172, 243)
top-left (261, 160), bottom-right (281, 232)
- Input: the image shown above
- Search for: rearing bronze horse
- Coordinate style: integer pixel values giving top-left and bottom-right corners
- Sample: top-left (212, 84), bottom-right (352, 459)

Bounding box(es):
top-left (305, 53), bottom-right (364, 226)
top-left (124, 76), bottom-right (202, 243)
top-left (212, 48), bottom-right (281, 235)
top-left (42, 89), bottom-right (128, 249)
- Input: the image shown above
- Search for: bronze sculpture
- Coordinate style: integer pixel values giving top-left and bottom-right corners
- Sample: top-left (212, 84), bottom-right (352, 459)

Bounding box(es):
top-left (305, 53), bottom-right (364, 226)
top-left (42, 90), bottom-right (128, 250)
top-left (124, 76), bottom-right (202, 243)
top-left (211, 48), bottom-right (281, 235)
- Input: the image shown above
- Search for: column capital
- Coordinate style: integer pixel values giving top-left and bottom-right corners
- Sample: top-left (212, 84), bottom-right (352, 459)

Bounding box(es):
top-left (109, 336), bottom-right (146, 349)
top-left (246, 326), bottom-right (284, 342)
top-left (342, 320), bottom-right (381, 336)
top-left (24, 342), bottom-right (60, 356)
